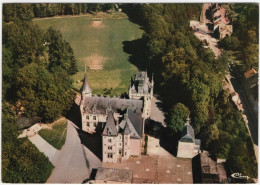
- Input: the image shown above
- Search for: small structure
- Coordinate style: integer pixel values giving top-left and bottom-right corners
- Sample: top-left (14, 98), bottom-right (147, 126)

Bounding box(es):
top-left (95, 167), bottom-right (133, 184)
top-left (177, 118), bottom-right (201, 158)
top-left (192, 153), bottom-right (228, 183)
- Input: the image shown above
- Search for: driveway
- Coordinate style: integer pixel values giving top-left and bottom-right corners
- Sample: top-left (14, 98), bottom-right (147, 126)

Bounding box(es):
top-left (29, 134), bottom-right (59, 165)
top-left (150, 96), bottom-right (166, 127)
top-left (47, 121), bottom-right (91, 183)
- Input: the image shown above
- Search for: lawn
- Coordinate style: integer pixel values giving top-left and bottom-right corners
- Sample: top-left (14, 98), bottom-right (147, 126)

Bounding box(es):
top-left (38, 119), bottom-right (67, 150)
top-left (33, 12), bottom-right (143, 96)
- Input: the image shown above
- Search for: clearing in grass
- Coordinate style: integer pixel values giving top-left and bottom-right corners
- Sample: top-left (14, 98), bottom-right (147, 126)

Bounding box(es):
top-left (33, 12), bottom-right (143, 96)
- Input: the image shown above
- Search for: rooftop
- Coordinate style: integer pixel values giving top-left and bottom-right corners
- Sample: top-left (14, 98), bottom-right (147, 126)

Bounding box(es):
top-left (244, 68), bottom-right (257, 79)
top-left (82, 72), bottom-right (92, 94)
top-left (180, 125), bottom-right (195, 143)
top-left (119, 109), bottom-right (143, 139)
top-left (83, 96), bottom-right (143, 114)
top-left (200, 153), bottom-right (228, 183)
top-left (95, 167), bottom-right (133, 183)
top-left (102, 113), bottom-right (118, 136)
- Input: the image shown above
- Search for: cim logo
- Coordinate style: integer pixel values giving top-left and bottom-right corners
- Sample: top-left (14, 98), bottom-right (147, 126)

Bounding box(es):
top-left (231, 173), bottom-right (248, 180)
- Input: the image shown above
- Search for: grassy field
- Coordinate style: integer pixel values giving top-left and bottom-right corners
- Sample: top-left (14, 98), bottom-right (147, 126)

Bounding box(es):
top-left (38, 119), bottom-right (67, 150)
top-left (33, 12), bottom-right (143, 96)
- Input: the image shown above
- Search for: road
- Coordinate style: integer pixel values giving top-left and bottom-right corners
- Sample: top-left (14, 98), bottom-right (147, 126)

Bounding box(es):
top-left (229, 76), bottom-right (258, 162)
top-left (47, 121), bottom-right (91, 183)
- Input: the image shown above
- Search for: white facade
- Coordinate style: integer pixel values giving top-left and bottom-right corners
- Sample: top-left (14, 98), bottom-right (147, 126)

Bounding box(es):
top-left (177, 141), bottom-right (200, 158)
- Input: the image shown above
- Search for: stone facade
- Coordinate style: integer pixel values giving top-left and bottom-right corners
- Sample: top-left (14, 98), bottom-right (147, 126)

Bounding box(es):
top-left (177, 118), bottom-right (201, 159)
top-left (80, 71), bottom-right (153, 163)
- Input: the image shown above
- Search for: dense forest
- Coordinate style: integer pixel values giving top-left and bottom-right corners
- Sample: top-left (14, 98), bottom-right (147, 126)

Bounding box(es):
top-left (2, 3), bottom-right (79, 182)
top-left (2, 3), bottom-right (258, 182)
top-left (123, 3), bottom-right (257, 178)
top-left (3, 3), bottom-right (115, 22)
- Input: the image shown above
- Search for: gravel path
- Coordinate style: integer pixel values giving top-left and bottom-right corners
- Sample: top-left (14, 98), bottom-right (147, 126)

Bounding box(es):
top-left (47, 121), bottom-right (90, 183)
top-left (29, 134), bottom-right (59, 165)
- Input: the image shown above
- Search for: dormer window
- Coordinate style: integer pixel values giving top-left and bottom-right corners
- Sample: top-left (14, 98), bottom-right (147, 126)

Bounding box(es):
top-left (93, 116), bottom-right (96, 120)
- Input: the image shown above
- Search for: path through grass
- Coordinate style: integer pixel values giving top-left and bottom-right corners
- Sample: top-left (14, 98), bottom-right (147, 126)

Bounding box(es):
top-left (34, 12), bottom-right (143, 96)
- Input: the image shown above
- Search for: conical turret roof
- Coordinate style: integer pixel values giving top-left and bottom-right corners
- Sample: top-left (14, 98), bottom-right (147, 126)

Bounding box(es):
top-left (82, 72), bottom-right (92, 94)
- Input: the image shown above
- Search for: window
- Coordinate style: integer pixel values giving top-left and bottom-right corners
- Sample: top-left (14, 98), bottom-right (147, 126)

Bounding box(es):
top-left (108, 139), bottom-right (112, 143)
top-left (107, 153), bottom-right (113, 158)
top-left (86, 115), bottom-right (89, 120)
top-left (87, 122), bottom-right (90, 126)
top-left (119, 149), bottom-right (122, 155)
top-left (94, 122), bottom-right (97, 127)
top-left (108, 146), bottom-right (112, 150)
top-left (93, 116), bottom-right (96, 120)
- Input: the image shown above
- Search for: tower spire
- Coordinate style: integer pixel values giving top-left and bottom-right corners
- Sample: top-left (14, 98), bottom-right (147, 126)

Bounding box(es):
top-left (81, 66), bottom-right (92, 98)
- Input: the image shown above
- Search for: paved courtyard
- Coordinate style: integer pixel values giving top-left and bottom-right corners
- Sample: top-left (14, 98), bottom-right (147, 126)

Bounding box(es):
top-left (102, 135), bottom-right (193, 184)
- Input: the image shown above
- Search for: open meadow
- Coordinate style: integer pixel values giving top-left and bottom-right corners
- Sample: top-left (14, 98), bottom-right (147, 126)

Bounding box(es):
top-left (33, 12), bottom-right (143, 96)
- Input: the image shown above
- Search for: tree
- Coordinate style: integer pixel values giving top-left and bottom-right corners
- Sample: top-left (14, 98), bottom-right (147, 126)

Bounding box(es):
top-left (16, 63), bottom-right (74, 122)
top-left (2, 112), bottom-right (54, 183)
top-left (45, 27), bottom-right (78, 74)
top-left (166, 103), bottom-right (190, 133)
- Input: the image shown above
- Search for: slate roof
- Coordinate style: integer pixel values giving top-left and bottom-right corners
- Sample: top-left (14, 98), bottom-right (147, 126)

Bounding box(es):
top-left (95, 167), bottom-right (133, 183)
top-left (128, 109), bottom-right (143, 137)
top-left (119, 109), bottom-right (143, 139)
top-left (122, 122), bottom-right (131, 135)
top-left (82, 72), bottom-right (92, 94)
top-left (103, 113), bottom-right (117, 136)
top-left (83, 96), bottom-right (143, 114)
top-left (180, 125), bottom-right (195, 143)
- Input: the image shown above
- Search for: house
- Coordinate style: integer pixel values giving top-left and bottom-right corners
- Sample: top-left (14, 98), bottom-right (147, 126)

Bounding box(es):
top-left (192, 152), bottom-right (228, 183)
top-left (95, 167), bottom-right (133, 183)
top-left (79, 70), bottom-right (153, 163)
top-left (177, 118), bottom-right (201, 158)
top-left (208, 3), bottom-right (233, 39)
top-left (214, 24), bottom-right (233, 40)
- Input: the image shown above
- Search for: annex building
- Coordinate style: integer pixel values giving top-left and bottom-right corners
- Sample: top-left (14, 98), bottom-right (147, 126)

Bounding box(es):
top-left (80, 70), bottom-right (153, 163)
